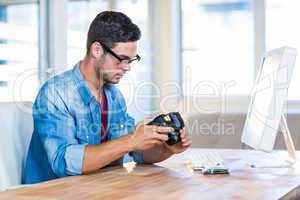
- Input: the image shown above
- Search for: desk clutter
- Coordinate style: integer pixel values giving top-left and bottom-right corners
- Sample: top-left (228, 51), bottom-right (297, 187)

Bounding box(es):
top-left (188, 152), bottom-right (230, 175)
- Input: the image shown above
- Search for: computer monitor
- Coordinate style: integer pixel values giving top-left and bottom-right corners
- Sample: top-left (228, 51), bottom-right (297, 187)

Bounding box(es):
top-left (241, 47), bottom-right (297, 161)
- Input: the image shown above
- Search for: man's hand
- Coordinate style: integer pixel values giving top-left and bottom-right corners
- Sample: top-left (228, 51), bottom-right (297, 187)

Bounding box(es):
top-left (163, 128), bottom-right (192, 154)
top-left (142, 128), bottom-right (192, 163)
top-left (130, 121), bottom-right (174, 151)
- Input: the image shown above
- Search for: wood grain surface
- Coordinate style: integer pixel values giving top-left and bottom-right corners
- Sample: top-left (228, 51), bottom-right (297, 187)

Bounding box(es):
top-left (1, 148), bottom-right (300, 200)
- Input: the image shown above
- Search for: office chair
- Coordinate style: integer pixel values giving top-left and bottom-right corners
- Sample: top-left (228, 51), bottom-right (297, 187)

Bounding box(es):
top-left (0, 102), bottom-right (33, 191)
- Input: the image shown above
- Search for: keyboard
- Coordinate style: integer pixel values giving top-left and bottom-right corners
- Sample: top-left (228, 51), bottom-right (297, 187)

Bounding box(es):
top-left (189, 152), bottom-right (224, 170)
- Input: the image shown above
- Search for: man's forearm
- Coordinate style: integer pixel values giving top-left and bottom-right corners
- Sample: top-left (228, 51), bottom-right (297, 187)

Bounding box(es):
top-left (143, 144), bottom-right (173, 164)
top-left (82, 134), bottom-right (133, 174)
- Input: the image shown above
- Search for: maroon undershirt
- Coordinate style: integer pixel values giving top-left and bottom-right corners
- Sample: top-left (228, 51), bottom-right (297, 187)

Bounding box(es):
top-left (100, 91), bottom-right (108, 142)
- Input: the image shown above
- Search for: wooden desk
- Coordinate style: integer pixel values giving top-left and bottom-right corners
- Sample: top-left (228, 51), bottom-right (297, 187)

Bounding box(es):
top-left (1, 149), bottom-right (300, 200)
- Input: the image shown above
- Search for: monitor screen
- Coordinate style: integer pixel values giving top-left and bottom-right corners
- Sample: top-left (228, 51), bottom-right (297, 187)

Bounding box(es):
top-left (241, 47), bottom-right (296, 152)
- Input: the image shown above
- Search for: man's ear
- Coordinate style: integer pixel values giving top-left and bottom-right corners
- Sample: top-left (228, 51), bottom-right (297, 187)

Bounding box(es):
top-left (90, 42), bottom-right (104, 59)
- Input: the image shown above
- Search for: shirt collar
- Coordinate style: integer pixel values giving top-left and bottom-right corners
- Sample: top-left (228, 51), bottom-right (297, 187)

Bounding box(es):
top-left (72, 62), bottom-right (94, 105)
top-left (72, 62), bottom-right (115, 105)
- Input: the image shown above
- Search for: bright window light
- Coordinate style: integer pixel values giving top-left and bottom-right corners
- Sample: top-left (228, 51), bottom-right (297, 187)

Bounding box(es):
top-left (181, 0), bottom-right (254, 97)
top-left (266, 0), bottom-right (300, 100)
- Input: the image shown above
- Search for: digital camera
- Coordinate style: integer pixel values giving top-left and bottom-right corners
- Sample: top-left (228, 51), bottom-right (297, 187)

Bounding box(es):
top-left (147, 112), bottom-right (184, 145)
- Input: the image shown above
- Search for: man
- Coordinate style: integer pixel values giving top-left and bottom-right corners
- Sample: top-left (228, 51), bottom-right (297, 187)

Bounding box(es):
top-left (23, 11), bottom-right (191, 184)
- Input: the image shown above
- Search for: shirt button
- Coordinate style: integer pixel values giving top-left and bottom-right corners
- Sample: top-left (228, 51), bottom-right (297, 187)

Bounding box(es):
top-left (120, 124), bottom-right (124, 128)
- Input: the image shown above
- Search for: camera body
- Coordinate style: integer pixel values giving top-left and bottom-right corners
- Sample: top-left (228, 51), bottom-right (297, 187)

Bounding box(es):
top-left (147, 112), bottom-right (185, 145)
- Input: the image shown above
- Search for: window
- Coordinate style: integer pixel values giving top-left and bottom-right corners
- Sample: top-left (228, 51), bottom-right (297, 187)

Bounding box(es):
top-left (0, 2), bottom-right (39, 101)
top-left (266, 0), bottom-right (300, 101)
top-left (67, 0), bottom-right (151, 120)
top-left (67, 0), bottom-right (111, 67)
top-left (181, 0), bottom-right (254, 97)
top-left (115, 0), bottom-right (152, 119)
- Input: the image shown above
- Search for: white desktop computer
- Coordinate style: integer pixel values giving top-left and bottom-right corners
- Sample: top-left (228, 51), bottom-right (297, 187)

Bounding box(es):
top-left (241, 46), bottom-right (298, 166)
top-left (189, 47), bottom-right (297, 171)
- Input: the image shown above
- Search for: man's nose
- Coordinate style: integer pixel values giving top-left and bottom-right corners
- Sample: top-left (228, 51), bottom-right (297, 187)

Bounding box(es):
top-left (122, 63), bottom-right (131, 72)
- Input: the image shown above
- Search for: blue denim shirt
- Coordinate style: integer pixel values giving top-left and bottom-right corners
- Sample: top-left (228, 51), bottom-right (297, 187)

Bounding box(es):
top-left (23, 62), bottom-right (143, 184)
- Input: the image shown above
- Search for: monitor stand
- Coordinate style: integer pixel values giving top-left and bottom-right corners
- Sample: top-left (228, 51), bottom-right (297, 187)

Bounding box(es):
top-left (279, 113), bottom-right (297, 161)
top-left (248, 114), bottom-right (298, 168)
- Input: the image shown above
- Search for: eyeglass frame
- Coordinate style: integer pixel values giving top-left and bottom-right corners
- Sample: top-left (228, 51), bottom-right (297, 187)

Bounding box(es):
top-left (93, 40), bottom-right (141, 64)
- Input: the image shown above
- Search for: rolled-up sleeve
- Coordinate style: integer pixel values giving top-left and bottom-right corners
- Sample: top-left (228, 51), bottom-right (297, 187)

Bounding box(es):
top-left (129, 151), bottom-right (144, 164)
top-left (33, 83), bottom-right (86, 177)
top-left (65, 144), bottom-right (86, 175)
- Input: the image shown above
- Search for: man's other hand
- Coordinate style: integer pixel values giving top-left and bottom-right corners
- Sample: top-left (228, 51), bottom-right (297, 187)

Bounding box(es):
top-left (164, 128), bottom-right (192, 154)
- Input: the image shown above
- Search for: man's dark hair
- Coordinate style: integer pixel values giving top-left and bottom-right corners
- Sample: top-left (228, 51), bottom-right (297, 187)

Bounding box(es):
top-left (86, 11), bottom-right (141, 54)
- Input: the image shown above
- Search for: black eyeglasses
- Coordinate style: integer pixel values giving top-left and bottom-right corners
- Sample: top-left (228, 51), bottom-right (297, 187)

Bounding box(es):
top-left (96, 41), bottom-right (141, 65)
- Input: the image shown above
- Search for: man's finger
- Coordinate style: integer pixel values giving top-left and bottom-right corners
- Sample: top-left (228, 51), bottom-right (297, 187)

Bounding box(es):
top-left (153, 133), bottom-right (168, 141)
top-left (180, 131), bottom-right (186, 138)
top-left (180, 127), bottom-right (186, 133)
top-left (150, 139), bottom-right (164, 145)
top-left (182, 139), bottom-right (192, 147)
top-left (152, 126), bottom-right (174, 133)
